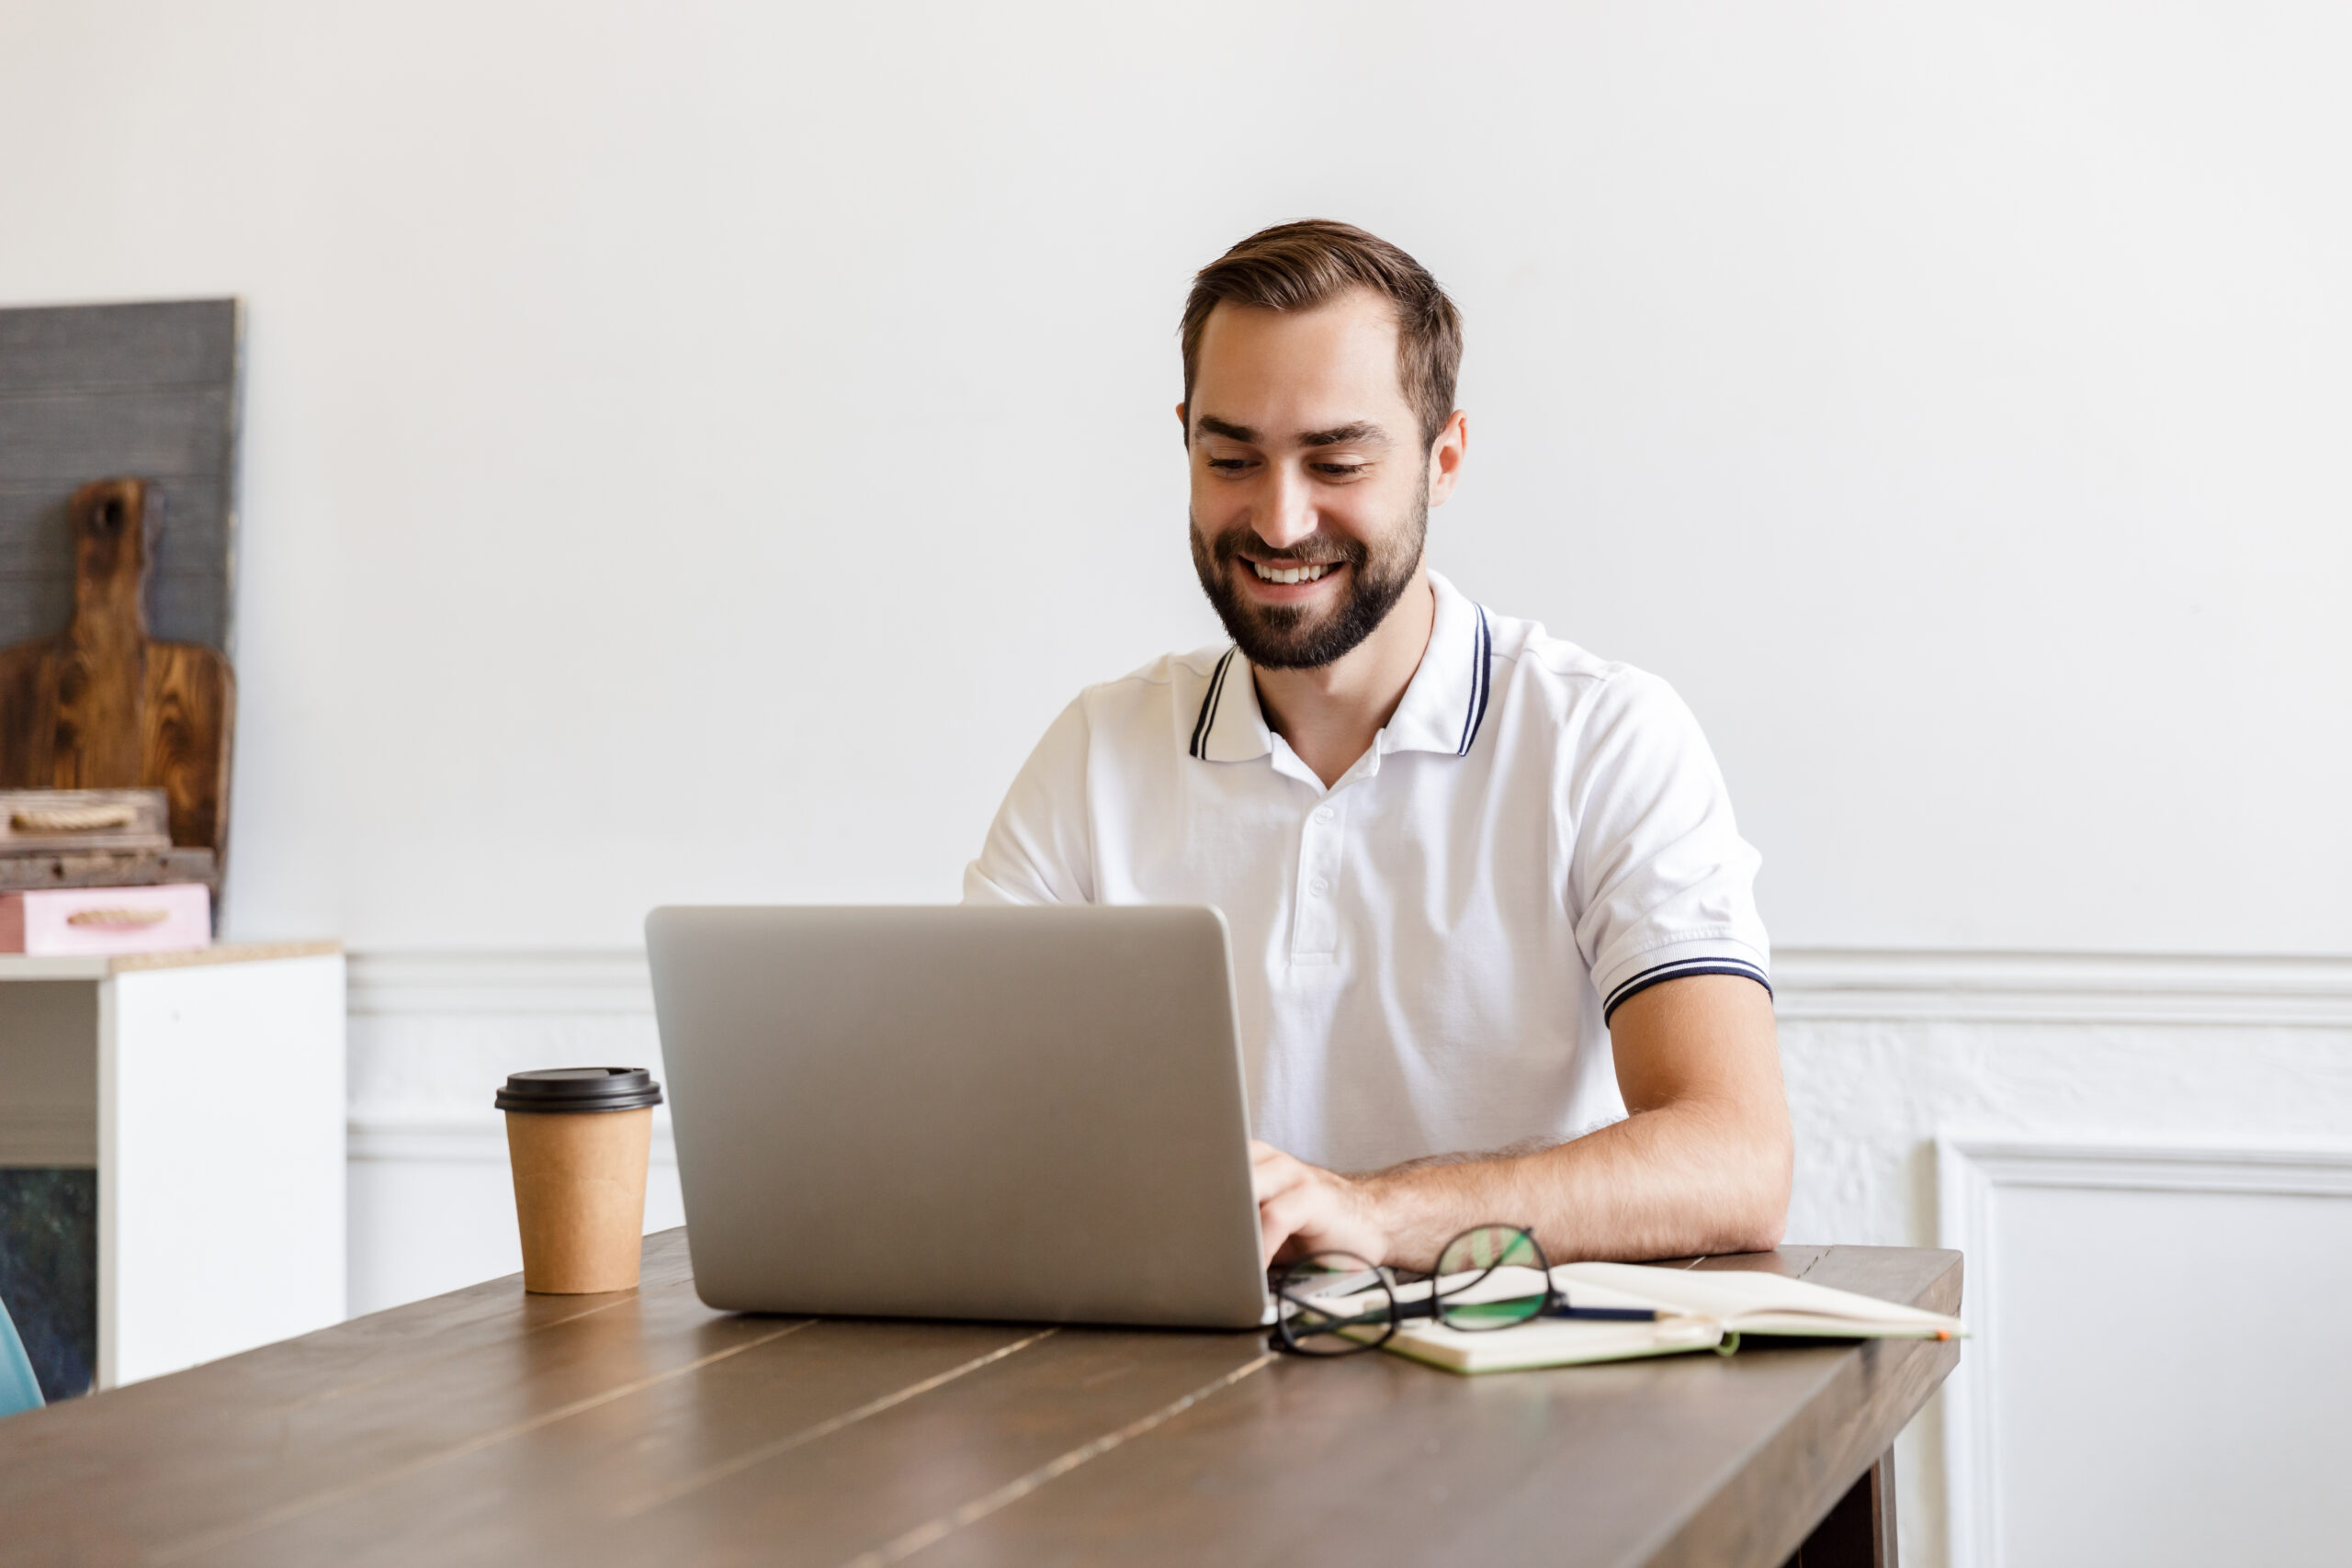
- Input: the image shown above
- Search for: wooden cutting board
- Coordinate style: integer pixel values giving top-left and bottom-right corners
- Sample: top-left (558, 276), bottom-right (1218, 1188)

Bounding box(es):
top-left (0, 479), bottom-right (234, 858)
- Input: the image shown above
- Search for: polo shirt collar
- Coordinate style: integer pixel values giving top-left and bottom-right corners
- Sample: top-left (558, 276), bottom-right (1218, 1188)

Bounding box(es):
top-left (1189, 570), bottom-right (1492, 765)
top-left (1377, 570), bottom-right (1493, 758)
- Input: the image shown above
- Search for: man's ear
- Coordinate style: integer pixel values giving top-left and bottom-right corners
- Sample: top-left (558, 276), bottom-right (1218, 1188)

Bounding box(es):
top-left (1175, 402), bottom-right (1190, 448)
top-left (1427, 410), bottom-right (1469, 506)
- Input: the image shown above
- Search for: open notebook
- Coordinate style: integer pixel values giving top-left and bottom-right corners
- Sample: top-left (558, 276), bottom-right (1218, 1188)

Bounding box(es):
top-left (1308, 1261), bottom-right (1963, 1375)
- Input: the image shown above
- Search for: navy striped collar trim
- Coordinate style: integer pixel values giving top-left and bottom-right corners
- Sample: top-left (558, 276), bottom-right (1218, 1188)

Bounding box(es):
top-left (1601, 957), bottom-right (1772, 1023)
top-left (1453, 605), bottom-right (1492, 757)
top-left (1187, 648), bottom-right (1248, 761)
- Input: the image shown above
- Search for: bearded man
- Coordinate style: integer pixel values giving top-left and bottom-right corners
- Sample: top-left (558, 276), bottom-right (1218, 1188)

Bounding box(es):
top-left (966, 220), bottom-right (1789, 1270)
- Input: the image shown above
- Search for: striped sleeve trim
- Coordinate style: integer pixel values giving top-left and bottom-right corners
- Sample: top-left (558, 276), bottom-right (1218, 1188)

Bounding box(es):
top-left (1188, 648), bottom-right (1237, 760)
top-left (1601, 956), bottom-right (1772, 1023)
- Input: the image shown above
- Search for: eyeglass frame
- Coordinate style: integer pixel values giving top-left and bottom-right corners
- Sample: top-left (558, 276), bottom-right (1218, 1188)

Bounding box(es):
top-left (1268, 1224), bottom-right (1658, 1357)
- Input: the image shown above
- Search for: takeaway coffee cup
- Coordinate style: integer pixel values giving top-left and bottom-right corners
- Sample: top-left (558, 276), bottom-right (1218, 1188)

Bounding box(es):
top-left (494, 1067), bottom-right (664, 1293)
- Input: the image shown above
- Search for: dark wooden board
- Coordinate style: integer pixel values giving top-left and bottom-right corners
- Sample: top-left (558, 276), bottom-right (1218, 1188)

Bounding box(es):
top-left (0, 299), bottom-right (240, 654)
top-left (0, 389), bottom-right (236, 479)
top-left (0, 1233), bottom-right (1962, 1568)
top-left (0, 300), bottom-right (238, 392)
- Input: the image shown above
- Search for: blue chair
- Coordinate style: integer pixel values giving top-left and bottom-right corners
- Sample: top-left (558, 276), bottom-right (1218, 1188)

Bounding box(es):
top-left (0, 1293), bottom-right (44, 1416)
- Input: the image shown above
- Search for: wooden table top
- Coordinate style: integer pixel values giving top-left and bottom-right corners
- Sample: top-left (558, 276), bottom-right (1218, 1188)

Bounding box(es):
top-left (0, 1231), bottom-right (1961, 1568)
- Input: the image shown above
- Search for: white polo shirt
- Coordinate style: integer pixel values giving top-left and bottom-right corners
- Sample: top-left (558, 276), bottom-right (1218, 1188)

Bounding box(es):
top-left (963, 570), bottom-right (1770, 1173)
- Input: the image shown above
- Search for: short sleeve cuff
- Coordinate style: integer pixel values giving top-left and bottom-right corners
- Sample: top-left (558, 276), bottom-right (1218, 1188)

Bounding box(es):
top-left (1592, 936), bottom-right (1771, 1024)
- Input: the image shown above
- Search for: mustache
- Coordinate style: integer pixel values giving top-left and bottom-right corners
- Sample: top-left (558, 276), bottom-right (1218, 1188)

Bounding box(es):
top-left (1204, 528), bottom-right (1367, 570)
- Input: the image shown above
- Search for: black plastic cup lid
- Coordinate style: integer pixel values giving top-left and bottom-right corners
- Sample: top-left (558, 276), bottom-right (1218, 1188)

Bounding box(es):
top-left (494, 1067), bottom-right (663, 1113)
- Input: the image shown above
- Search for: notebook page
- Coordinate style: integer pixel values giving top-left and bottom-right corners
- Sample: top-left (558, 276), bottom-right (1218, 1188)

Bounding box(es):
top-left (1554, 1262), bottom-right (1959, 1331)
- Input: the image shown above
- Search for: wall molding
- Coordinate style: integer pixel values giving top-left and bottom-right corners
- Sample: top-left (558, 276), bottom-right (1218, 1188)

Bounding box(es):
top-left (348, 950), bottom-right (652, 1016)
top-left (348, 946), bottom-right (2352, 1028)
top-left (1935, 1134), bottom-right (2352, 1568)
top-left (349, 1110), bottom-right (677, 1167)
top-left (1773, 947), bottom-right (2352, 1026)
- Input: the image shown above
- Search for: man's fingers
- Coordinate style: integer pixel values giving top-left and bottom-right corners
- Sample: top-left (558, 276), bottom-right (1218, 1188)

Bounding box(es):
top-left (1251, 1146), bottom-right (1310, 1201)
top-left (1259, 1187), bottom-right (1307, 1263)
top-left (1261, 1190), bottom-right (1311, 1239)
top-left (1252, 1144), bottom-right (1385, 1268)
top-left (1260, 1185), bottom-right (1338, 1264)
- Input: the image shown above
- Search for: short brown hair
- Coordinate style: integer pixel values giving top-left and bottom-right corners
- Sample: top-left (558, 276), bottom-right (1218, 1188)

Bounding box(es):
top-left (1180, 220), bottom-right (1463, 449)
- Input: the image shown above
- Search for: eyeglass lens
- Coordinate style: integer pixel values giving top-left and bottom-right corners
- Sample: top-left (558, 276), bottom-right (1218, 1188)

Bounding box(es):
top-left (1432, 1224), bottom-right (1551, 1331)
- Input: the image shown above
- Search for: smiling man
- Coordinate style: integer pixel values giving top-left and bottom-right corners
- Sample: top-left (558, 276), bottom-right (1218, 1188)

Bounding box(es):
top-left (965, 220), bottom-right (1789, 1271)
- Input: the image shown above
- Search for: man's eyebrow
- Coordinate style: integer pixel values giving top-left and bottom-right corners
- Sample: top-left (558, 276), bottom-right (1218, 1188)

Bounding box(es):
top-left (1193, 415), bottom-right (1391, 448)
top-left (1299, 422), bottom-right (1389, 448)
top-left (1194, 415), bottom-right (1257, 442)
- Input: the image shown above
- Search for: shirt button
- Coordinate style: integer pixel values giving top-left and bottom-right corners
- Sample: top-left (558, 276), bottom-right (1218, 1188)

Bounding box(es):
top-left (1308, 877), bottom-right (1329, 897)
top-left (1313, 807), bottom-right (1335, 825)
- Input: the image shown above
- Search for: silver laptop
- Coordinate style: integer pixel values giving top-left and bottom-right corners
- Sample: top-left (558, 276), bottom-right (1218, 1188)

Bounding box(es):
top-left (645, 904), bottom-right (1269, 1330)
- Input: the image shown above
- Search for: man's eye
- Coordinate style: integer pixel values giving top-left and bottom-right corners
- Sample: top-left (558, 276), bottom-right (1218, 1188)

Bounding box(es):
top-left (1207, 457), bottom-right (1252, 471)
top-left (1313, 464), bottom-right (1369, 479)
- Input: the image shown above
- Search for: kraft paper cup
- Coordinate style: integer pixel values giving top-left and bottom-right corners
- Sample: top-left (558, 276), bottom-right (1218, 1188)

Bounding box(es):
top-left (496, 1067), bottom-right (664, 1293)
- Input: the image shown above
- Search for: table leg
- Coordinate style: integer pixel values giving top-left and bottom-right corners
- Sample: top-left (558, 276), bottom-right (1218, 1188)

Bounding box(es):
top-left (1779, 1448), bottom-right (1898, 1568)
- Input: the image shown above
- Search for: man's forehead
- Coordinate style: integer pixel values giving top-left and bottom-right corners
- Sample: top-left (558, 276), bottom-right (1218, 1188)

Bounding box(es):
top-left (1191, 289), bottom-right (1411, 435)
top-left (1195, 289), bottom-right (1402, 367)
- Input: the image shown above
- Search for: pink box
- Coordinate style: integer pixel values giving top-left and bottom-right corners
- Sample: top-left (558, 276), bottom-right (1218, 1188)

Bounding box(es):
top-left (0, 884), bottom-right (211, 955)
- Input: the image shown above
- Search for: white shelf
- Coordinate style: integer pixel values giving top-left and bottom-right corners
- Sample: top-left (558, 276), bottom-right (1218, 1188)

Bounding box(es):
top-left (0, 940), bottom-right (340, 982)
top-left (0, 942), bottom-right (345, 1388)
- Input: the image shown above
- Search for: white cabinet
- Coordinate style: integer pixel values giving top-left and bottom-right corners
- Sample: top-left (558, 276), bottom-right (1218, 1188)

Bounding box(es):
top-left (0, 942), bottom-right (345, 1388)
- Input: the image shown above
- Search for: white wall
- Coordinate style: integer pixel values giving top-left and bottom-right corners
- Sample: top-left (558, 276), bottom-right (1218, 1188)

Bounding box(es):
top-left (6, 6), bottom-right (2349, 1565)
top-left (3, 0), bottom-right (2346, 953)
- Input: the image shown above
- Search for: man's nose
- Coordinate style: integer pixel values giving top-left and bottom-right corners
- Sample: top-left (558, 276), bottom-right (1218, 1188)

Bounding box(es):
top-left (1253, 465), bottom-right (1317, 550)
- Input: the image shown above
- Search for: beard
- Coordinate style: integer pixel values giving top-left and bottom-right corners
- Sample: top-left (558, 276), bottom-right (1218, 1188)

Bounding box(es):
top-left (1189, 487), bottom-right (1428, 671)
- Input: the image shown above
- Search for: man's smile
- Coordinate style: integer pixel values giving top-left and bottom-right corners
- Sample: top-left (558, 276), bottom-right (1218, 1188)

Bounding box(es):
top-left (1238, 557), bottom-right (1346, 600)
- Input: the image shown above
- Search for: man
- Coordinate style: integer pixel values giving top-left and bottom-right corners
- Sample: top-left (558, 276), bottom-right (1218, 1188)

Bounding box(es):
top-left (966, 220), bottom-right (1789, 1271)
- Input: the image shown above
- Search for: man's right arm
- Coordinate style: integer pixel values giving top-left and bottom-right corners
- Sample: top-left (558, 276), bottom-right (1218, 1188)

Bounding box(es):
top-left (962, 696), bottom-right (1096, 907)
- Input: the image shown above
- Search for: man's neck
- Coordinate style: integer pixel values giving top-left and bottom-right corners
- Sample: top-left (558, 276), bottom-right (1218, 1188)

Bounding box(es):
top-left (1252, 569), bottom-right (1437, 790)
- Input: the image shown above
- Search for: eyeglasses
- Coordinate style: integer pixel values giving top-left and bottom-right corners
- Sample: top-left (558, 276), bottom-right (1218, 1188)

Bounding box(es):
top-left (1269, 1224), bottom-right (1658, 1357)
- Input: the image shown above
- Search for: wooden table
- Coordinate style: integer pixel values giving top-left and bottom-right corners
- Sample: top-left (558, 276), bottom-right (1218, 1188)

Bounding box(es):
top-left (0, 1230), bottom-right (1960, 1568)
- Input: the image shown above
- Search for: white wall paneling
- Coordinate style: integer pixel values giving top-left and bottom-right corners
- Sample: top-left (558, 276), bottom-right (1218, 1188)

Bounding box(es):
top-left (1775, 952), bottom-right (2352, 1568)
top-left (1937, 1138), bottom-right (2352, 1568)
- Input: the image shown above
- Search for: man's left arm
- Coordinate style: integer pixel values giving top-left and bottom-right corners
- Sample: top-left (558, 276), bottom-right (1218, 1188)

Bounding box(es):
top-left (1252, 972), bottom-right (1790, 1269)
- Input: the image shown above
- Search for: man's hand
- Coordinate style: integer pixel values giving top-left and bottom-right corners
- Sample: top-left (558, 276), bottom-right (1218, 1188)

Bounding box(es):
top-left (1251, 1140), bottom-right (1393, 1266)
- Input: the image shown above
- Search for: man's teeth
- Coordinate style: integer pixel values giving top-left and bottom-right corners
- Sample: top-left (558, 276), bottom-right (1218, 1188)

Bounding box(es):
top-left (1250, 561), bottom-right (1335, 585)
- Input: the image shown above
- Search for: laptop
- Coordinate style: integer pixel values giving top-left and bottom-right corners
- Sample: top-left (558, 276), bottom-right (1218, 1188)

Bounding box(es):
top-left (644, 904), bottom-right (1270, 1329)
